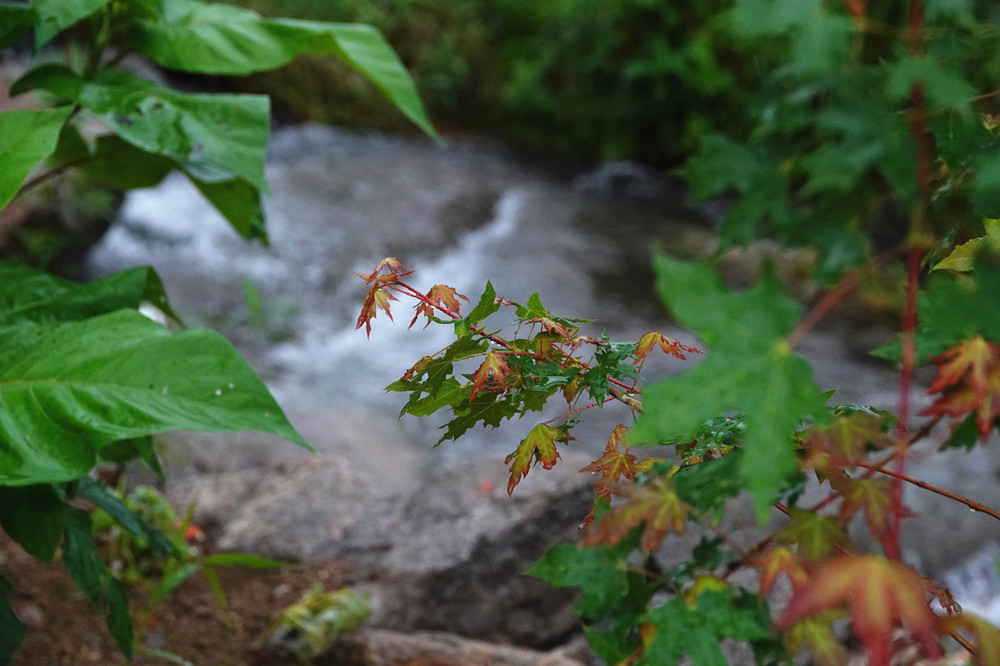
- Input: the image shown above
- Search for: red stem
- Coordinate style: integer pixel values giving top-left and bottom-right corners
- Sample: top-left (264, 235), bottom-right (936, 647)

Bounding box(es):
top-left (885, 247), bottom-right (922, 560)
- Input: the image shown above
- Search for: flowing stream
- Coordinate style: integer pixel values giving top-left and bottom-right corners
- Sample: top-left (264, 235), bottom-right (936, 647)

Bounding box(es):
top-left (84, 124), bottom-right (1000, 623)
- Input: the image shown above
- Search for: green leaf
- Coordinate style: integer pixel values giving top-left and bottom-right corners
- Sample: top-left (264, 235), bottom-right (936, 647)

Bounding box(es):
top-left (971, 148), bottom-right (1000, 218)
top-left (0, 5), bottom-right (35, 48)
top-left (131, 0), bottom-right (437, 139)
top-left (151, 563), bottom-right (201, 606)
top-left (0, 484), bottom-right (64, 561)
top-left (30, 0), bottom-right (111, 49)
top-left (0, 106), bottom-right (73, 210)
top-left (631, 257), bottom-right (829, 519)
top-left (527, 539), bottom-right (635, 618)
top-left (76, 477), bottom-right (177, 556)
top-left (0, 574), bottom-right (26, 664)
top-left (199, 552), bottom-right (291, 568)
top-left (0, 261), bottom-right (175, 327)
top-left (78, 135), bottom-right (176, 191)
top-left (941, 412), bottom-right (980, 450)
top-left (191, 176), bottom-right (267, 242)
top-left (62, 507), bottom-right (134, 658)
top-left (437, 392), bottom-right (516, 443)
top-left (0, 309), bottom-right (312, 486)
top-left (466, 281), bottom-right (500, 324)
top-left (672, 453), bottom-right (743, 516)
top-left (885, 56), bottom-right (976, 114)
top-left (875, 262), bottom-right (1000, 362)
top-left (13, 65), bottom-right (270, 194)
top-left (638, 589), bottom-right (772, 666)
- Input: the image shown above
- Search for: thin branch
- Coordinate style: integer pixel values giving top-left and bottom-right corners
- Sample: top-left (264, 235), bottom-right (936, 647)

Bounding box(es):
top-left (858, 461), bottom-right (1000, 522)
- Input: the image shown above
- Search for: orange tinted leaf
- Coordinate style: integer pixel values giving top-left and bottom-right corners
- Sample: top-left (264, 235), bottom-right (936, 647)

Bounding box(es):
top-left (922, 336), bottom-right (1000, 439)
top-left (800, 412), bottom-right (894, 470)
top-left (832, 477), bottom-right (901, 547)
top-left (634, 332), bottom-right (701, 361)
top-left (583, 476), bottom-right (691, 552)
top-left (355, 256), bottom-right (411, 284)
top-left (504, 423), bottom-right (568, 494)
top-left (774, 556), bottom-right (943, 666)
top-left (409, 284), bottom-right (470, 328)
top-left (470, 351), bottom-right (510, 400)
top-left (356, 277), bottom-right (399, 337)
top-left (945, 614), bottom-right (1000, 665)
top-left (527, 317), bottom-right (574, 338)
top-left (580, 425), bottom-right (638, 500)
top-left (579, 424), bottom-right (639, 530)
top-left (752, 546), bottom-right (810, 594)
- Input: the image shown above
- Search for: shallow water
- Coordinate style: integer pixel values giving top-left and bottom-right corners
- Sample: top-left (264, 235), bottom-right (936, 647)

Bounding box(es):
top-left (85, 124), bottom-right (1000, 620)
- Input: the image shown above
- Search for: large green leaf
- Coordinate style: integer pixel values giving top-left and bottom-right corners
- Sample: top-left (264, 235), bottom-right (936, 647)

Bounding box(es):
top-left (638, 589), bottom-right (773, 666)
top-left (131, 0), bottom-right (437, 139)
top-left (0, 574), bottom-right (26, 664)
top-left (0, 484), bottom-right (64, 561)
top-left (61, 507), bottom-right (134, 658)
top-left (0, 106), bottom-right (73, 210)
top-left (12, 65), bottom-right (269, 192)
top-left (0, 261), bottom-right (175, 327)
top-left (631, 257), bottom-right (829, 519)
top-left (30, 0), bottom-right (111, 49)
top-left (0, 5), bottom-right (35, 48)
top-left (0, 309), bottom-right (311, 486)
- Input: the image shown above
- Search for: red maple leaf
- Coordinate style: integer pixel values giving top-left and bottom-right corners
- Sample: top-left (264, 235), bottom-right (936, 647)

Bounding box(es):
top-left (831, 476), bottom-right (903, 549)
top-left (579, 424), bottom-right (639, 530)
top-left (752, 545), bottom-right (810, 594)
top-left (356, 274), bottom-right (398, 337)
top-left (354, 256), bottom-right (411, 284)
top-left (922, 336), bottom-right (1000, 439)
top-left (774, 556), bottom-right (943, 666)
top-left (583, 476), bottom-right (692, 552)
top-left (409, 284), bottom-right (469, 329)
top-left (469, 351), bottom-right (510, 400)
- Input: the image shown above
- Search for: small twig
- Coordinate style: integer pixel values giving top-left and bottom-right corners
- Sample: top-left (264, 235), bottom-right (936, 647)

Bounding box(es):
top-left (857, 461), bottom-right (1000, 522)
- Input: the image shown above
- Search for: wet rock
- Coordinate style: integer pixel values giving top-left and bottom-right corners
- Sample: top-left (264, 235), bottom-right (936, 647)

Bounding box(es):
top-left (316, 452), bottom-right (596, 648)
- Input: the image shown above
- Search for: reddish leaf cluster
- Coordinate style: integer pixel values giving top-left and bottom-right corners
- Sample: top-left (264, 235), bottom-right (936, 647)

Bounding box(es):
top-left (922, 336), bottom-right (1000, 440)
top-left (354, 257), bottom-right (412, 337)
top-left (583, 475), bottom-right (691, 552)
top-left (774, 556), bottom-right (943, 666)
top-left (634, 332), bottom-right (701, 362)
top-left (409, 284), bottom-right (469, 329)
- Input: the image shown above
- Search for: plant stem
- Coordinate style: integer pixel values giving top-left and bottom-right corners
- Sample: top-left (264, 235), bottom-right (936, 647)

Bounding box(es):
top-left (886, 246), bottom-right (923, 560)
top-left (858, 461), bottom-right (1000, 522)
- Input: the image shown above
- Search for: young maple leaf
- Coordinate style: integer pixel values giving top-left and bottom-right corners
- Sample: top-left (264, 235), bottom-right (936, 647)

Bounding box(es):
top-left (578, 424), bottom-right (638, 530)
top-left (583, 476), bottom-right (692, 552)
top-left (922, 336), bottom-right (1000, 440)
top-left (773, 556), bottom-right (943, 666)
top-left (504, 423), bottom-right (569, 494)
top-left (409, 284), bottom-right (469, 329)
top-left (634, 331), bottom-right (701, 362)
top-left (752, 545), bottom-right (810, 594)
top-left (354, 256), bottom-right (411, 284)
top-left (799, 412), bottom-right (894, 474)
top-left (469, 350), bottom-right (510, 400)
top-left (356, 276), bottom-right (398, 337)
top-left (831, 476), bottom-right (901, 548)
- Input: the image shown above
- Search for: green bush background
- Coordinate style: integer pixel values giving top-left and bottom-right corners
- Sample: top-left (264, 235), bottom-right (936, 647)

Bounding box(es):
top-left (223, 0), bottom-right (773, 165)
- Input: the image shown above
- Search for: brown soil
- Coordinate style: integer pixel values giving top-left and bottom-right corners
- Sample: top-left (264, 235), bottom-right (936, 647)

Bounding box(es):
top-left (2, 531), bottom-right (358, 665)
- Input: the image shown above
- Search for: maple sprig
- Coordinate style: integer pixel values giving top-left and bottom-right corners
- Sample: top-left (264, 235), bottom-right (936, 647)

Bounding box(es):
top-left (774, 556), bottom-right (943, 666)
top-left (922, 335), bottom-right (1000, 440)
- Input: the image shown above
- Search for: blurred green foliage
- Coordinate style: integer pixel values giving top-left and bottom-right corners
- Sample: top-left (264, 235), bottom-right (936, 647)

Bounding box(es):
top-left (224, 0), bottom-right (775, 164)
